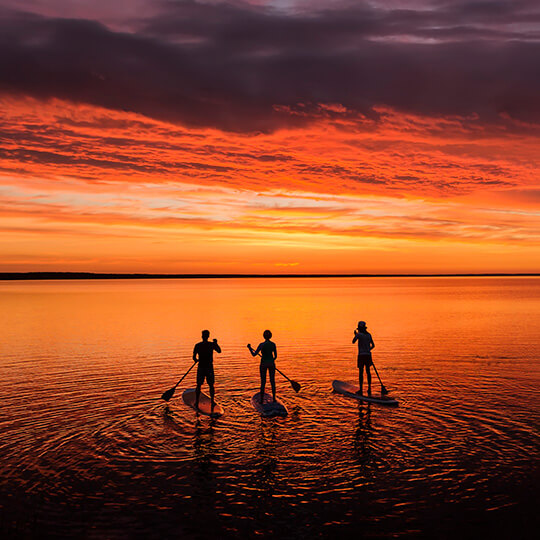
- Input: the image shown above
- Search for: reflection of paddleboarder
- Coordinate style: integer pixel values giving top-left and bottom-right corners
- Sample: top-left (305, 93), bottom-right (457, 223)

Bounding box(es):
top-left (247, 330), bottom-right (277, 403)
top-left (354, 403), bottom-right (372, 462)
top-left (193, 330), bottom-right (221, 412)
top-left (353, 321), bottom-right (374, 396)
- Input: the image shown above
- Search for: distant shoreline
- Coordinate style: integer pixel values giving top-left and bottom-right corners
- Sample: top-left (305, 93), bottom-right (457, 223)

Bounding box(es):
top-left (0, 272), bottom-right (538, 280)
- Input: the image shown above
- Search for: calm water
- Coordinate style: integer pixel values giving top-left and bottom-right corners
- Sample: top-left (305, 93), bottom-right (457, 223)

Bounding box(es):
top-left (1, 277), bottom-right (539, 539)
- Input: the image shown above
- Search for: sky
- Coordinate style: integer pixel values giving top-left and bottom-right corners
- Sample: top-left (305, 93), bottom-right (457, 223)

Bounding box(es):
top-left (0, 0), bottom-right (539, 274)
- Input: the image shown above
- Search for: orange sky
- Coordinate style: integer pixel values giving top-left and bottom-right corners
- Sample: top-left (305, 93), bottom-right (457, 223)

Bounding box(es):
top-left (1, 1), bottom-right (540, 273)
top-left (1, 96), bottom-right (539, 273)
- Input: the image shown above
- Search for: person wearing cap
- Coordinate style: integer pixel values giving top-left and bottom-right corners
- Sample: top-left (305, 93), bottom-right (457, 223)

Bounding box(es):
top-left (353, 321), bottom-right (374, 395)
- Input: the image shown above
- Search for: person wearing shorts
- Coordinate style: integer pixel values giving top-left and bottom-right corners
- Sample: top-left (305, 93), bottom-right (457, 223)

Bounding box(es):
top-left (247, 330), bottom-right (277, 403)
top-left (192, 330), bottom-right (221, 412)
top-left (353, 321), bottom-right (374, 395)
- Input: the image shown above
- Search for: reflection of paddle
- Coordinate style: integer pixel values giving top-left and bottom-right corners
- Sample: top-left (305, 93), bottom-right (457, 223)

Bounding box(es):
top-left (276, 367), bottom-right (301, 393)
top-left (161, 362), bottom-right (196, 402)
top-left (371, 361), bottom-right (389, 395)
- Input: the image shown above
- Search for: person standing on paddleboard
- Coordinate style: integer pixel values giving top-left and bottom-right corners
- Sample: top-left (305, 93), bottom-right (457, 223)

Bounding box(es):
top-left (247, 330), bottom-right (277, 403)
top-left (193, 330), bottom-right (221, 412)
top-left (353, 321), bottom-right (374, 396)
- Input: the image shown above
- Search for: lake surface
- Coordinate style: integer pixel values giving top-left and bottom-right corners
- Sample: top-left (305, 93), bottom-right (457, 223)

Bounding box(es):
top-left (1, 277), bottom-right (539, 538)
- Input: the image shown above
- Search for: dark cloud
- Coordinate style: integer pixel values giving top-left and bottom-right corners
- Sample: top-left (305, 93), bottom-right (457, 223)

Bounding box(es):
top-left (0, 1), bottom-right (539, 132)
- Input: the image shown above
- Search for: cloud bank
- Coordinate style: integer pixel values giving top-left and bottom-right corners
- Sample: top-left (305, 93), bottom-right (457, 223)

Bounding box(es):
top-left (1, 1), bottom-right (540, 132)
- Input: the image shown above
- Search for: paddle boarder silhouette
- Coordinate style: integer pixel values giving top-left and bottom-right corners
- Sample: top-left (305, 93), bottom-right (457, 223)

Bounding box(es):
top-left (247, 330), bottom-right (277, 403)
top-left (353, 321), bottom-right (374, 395)
top-left (193, 330), bottom-right (221, 412)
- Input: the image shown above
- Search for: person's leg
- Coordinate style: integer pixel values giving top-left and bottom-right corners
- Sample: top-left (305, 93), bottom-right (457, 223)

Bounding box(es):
top-left (269, 365), bottom-right (276, 402)
top-left (207, 367), bottom-right (215, 411)
top-left (195, 368), bottom-right (204, 410)
top-left (366, 364), bottom-right (372, 395)
top-left (358, 356), bottom-right (364, 395)
top-left (260, 364), bottom-right (267, 403)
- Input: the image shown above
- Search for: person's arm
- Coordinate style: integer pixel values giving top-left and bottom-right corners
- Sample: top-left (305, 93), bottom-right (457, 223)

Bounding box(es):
top-left (352, 330), bottom-right (358, 344)
top-left (272, 343), bottom-right (277, 361)
top-left (369, 334), bottom-right (375, 350)
top-left (192, 344), bottom-right (198, 362)
top-left (213, 339), bottom-right (222, 354)
top-left (247, 343), bottom-right (262, 357)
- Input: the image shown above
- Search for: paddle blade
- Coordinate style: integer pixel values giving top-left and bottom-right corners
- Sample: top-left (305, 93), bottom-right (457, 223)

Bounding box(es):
top-left (291, 380), bottom-right (301, 393)
top-left (381, 386), bottom-right (389, 396)
top-left (161, 386), bottom-right (176, 402)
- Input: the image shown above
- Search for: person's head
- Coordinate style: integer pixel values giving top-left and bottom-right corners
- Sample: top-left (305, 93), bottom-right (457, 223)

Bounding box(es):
top-left (357, 321), bottom-right (367, 332)
top-left (201, 329), bottom-right (210, 340)
top-left (263, 329), bottom-right (272, 340)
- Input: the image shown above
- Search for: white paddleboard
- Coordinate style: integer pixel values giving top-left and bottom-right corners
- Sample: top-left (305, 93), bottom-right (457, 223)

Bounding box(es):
top-left (332, 380), bottom-right (399, 407)
top-left (251, 392), bottom-right (288, 417)
top-left (182, 388), bottom-right (224, 417)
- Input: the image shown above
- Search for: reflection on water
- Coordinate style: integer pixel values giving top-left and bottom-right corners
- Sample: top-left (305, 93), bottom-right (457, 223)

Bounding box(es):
top-left (0, 277), bottom-right (539, 538)
top-left (353, 404), bottom-right (372, 465)
top-left (193, 417), bottom-right (217, 472)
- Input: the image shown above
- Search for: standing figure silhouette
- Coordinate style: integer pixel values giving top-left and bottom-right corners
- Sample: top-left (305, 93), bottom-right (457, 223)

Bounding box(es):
top-left (193, 330), bottom-right (221, 412)
top-left (353, 321), bottom-right (374, 396)
top-left (247, 330), bottom-right (277, 403)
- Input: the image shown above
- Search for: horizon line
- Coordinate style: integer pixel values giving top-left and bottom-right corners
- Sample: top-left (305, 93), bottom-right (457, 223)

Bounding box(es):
top-left (1, 272), bottom-right (539, 281)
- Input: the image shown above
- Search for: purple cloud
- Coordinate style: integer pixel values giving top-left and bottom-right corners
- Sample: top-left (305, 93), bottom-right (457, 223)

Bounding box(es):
top-left (0, 1), bottom-right (539, 132)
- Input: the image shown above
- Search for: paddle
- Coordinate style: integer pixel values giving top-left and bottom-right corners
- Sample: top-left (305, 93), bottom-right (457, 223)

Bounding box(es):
top-left (275, 367), bottom-right (301, 393)
top-left (371, 361), bottom-right (389, 395)
top-left (161, 362), bottom-right (197, 402)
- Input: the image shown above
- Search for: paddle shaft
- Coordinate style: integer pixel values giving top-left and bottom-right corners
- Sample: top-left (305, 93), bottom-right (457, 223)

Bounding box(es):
top-left (274, 367), bottom-right (301, 393)
top-left (274, 367), bottom-right (289, 381)
top-left (174, 361), bottom-right (197, 389)
top-left (253, 350), bottom-right (289, 381)
top-left (370, 361), bottom-right (388, 393)
top-left (252, 350), bottom-right (300, 392)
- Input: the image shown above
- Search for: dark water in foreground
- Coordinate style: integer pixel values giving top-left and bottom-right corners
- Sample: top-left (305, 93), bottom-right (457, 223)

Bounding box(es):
top-left (1, 277), bottom-right (539, 538)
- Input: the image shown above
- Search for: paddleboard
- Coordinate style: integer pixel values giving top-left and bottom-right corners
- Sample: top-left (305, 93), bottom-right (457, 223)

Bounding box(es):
top-left (251, 392), bottom-right (288, 417)
top-left (332, 380), bottom-right (399, 407)
top-left (182, 388), bottom-right (224, 417)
